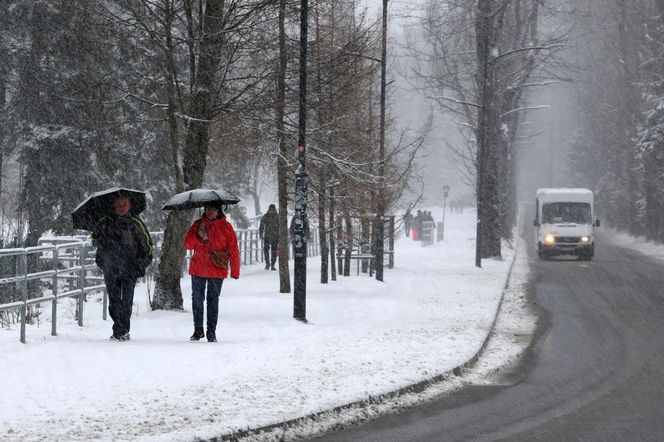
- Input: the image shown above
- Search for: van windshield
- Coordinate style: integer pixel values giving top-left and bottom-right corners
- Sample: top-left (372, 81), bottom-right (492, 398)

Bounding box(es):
top-left (542, 202), bottom-right (592, 224)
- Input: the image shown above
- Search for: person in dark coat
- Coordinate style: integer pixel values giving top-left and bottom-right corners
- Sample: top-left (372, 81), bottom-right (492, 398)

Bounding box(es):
top-left (403, 209), bottom-right (413, 237)
top-left (184, 202), bottom-right (240, 342)
top-left (93, 193), bottom-right (153, 341)
top-left (259, 204), bottom-right (279, 270)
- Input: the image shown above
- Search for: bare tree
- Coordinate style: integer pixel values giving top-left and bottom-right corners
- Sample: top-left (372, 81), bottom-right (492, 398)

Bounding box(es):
top-left (407, 0), bottom-right (567, 264)
top-left (102, 0), bottom-right (275, 309)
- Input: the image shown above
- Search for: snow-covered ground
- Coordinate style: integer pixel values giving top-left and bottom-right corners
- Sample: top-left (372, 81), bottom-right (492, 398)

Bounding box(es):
top-left (1, 208), bottom-right (522, 442)
top-left (609, 228), bottom-right (664, 260)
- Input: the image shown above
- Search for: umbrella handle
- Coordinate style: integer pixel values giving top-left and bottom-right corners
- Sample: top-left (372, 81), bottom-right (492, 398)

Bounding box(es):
top-left (198, 222), bottom-right (208, 241)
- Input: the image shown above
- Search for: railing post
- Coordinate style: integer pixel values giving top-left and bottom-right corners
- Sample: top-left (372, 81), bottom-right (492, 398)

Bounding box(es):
top-left (77, 243), bottom-right (88, 327)
top-left (257, 231), bottom-right (262, 264)
top-left (19, 252), bottom-right (27, 344)
top-left (51, 248), bottom-right (59, 336)
top-left (240, 231), bottom-right (245, 265)
top-left (249, 230), bottom-right (254, 265)
top-left (255, 230), bottom-right (260, 264)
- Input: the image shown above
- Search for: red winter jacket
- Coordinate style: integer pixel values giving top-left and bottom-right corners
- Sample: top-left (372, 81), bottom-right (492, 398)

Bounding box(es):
top-left (184, 215), bottom-right (240, 279)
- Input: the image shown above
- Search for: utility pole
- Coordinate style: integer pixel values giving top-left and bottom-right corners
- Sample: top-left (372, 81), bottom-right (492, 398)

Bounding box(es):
top-left (293, 0), bottom-right (309, 322)
top-left (375, 0), bottom-right (388, 282)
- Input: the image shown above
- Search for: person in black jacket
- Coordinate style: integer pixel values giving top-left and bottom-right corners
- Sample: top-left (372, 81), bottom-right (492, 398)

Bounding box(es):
top-left (259, 204), bottom-right (279, 270)
top-left (93, 193), bottom-right (153, 341)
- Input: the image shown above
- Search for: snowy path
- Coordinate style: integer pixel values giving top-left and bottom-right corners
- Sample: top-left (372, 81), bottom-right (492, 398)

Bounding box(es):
top-left (1, 208), bottom-right (514, 442)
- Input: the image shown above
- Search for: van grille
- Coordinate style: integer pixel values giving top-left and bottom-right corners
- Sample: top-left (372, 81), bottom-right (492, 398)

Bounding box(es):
top-left (557, 236), bottom-right (580, 244)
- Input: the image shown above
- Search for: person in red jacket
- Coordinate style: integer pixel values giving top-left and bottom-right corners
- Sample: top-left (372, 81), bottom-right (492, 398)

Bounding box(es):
top-left (184, 202), bottom-right (240, 342)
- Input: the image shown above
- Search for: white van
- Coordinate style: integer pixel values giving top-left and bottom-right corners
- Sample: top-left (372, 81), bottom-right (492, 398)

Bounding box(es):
top-left (534, 188), bottom-right (600, 260)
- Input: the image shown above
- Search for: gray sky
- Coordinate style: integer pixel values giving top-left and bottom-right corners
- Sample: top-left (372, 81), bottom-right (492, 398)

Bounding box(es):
top-left (362, 0), bottom-right (473, 208)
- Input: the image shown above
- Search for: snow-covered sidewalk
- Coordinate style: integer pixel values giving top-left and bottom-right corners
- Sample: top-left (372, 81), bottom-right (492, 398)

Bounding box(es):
top-left (1, 208), bottom-right (515, 442)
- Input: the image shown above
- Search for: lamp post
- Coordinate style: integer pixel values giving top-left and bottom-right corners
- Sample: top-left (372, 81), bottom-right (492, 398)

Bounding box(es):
top-left (293, 0), bottom-right (309, 322)
top-left (375, 0), bottom-right (388, 282)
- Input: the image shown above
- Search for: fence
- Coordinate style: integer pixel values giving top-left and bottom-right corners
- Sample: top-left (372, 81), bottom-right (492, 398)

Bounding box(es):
top-left (0, 241), bottom-right (105, 343)
top-left (334, 216), bottom-right (395, 276)
top-left (150, 227), bottom-right (320, 274)
top-left (1, 227), bottom-right (321, 343)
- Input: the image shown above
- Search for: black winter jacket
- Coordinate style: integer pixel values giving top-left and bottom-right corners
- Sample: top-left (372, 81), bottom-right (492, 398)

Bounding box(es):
top-left (93, 214), bottom-right (153, 278)
top-left (259, 211), bottom-right (280, 242)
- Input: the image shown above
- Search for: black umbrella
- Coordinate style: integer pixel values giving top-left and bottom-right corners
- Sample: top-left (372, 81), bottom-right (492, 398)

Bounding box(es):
top-left (161, 188), bottom-right (241, 210)
top-left (72, 187), bottom-right (147, 231)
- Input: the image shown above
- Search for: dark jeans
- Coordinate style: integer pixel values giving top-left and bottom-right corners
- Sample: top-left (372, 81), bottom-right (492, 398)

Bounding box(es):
top-left (191, 275), bottom-right (224, 330)
top-left (104, 271), bottom-right (137, 335)
top-left (263, 240), bottom-right (278, 267)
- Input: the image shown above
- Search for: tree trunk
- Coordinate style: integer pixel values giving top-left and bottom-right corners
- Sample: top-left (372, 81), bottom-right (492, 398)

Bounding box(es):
top-left (319, 174), bottom-right (328, 283)
top-left (361, 216), bottom-right (370, 273)
top-left (151, 210), bottom-right (191, 309)
top-left (152, 0), bottom-right (226, 310)
top-left (276, 0), bottom-right (291, 293)
top-left (164, 0), bottom-right (184, 195)
top-left (343, 211), bottom-right (352, 277)
top-left (329, 186), bottom-right (336, 281)
top-left (475, 0), bottom-right (502, 265)
top-left (0, 53), bottom-right (5, 202)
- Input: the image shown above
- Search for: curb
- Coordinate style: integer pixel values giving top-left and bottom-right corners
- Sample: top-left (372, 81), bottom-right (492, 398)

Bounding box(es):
top-left (212, 236), bottom-right (521, 442)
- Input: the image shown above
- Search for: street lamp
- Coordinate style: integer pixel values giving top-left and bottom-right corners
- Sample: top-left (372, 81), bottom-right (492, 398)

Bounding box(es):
top-left (293, 0), bottom-right (309, 322)
top-left (441, 185), bottom-right (450, 241)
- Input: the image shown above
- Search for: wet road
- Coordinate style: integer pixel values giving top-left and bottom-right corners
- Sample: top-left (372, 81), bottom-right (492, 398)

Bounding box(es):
top-left (314, 228), bottom-right (664, 441)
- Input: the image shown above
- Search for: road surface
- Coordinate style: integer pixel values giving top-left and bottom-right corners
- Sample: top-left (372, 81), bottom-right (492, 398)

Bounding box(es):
top-left (315, 228), bottom-right (664, 441)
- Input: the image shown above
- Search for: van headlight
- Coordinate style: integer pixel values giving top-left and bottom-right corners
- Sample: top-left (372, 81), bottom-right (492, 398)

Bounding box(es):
top-left (581, 236), bottom-right (589, 243)
top-left (544, 234), bottom-right (555, 244)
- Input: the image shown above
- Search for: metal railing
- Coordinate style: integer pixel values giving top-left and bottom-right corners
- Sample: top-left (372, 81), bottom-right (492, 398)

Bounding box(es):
top-left (1, 228), bottom-right (322, 342)
top-left (151, 228), bottom-right (320, 272)
top-left (0, 241), bottom-right (105, 343)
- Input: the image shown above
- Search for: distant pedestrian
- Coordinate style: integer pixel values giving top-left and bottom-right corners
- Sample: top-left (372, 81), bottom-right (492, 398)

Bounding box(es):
top-left (184, 202), bottom-right (240, 342)
top-left (412, 210), bottom-right (423, 240)
top-left (93, 193), bottom-right (153, 342)
top-left (259, 204), bottom-right (279, 270)
top-left (403, 209), bottom-right (413, 237)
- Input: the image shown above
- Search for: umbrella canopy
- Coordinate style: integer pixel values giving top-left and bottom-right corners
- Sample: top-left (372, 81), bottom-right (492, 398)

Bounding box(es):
top-left (161, 188), bottom-right (241, 210)
top-left (72, 187), bottom-right (147, 231)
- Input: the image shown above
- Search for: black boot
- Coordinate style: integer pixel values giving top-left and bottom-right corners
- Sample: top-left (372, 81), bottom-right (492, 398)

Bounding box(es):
top-left (206, 328), bottom-right (217, 342)
top-left (190, 326), bottom-right (205, 341)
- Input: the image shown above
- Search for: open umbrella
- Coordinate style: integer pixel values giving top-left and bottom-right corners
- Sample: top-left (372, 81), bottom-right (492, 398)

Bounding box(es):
top-left (72, 187), bottom-right (147, 231)
top-left (161, 188), bottom-right (240, 210)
